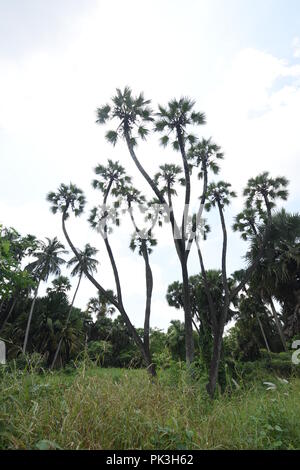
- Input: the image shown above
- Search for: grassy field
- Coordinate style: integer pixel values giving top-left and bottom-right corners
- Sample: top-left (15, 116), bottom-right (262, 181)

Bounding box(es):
top-left (1, 363), bottom-right (300, 450)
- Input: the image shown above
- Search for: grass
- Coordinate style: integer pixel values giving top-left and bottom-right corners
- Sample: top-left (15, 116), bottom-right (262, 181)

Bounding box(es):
top-left (1, 363), bottom-right (300, 450)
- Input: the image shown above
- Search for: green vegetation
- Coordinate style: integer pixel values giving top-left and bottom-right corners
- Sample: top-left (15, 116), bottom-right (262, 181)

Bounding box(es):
top-left (1, 87), bottom-right (300, 450)
top-left (1, 363), bottom-right (300, 450)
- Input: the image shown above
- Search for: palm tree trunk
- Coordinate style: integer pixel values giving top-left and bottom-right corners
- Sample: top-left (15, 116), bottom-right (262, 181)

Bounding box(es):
top-left (22, 280), bottom-right (40, 354)
top-left (181, 258), bottom-right (194, 365)
top-left (269, 296), bottom-right (287, 351)
top-left (207, 202), bottom-right (230, 397)
top-left (141, 242), bottom-right (156, 376)
top-left (61, 213), bottom-right (153, 376)
top-left (206, 329), bottom-right (223, 397)
top-left (50, 272), bottom-right (83, 370)
top-left (0, 297), bottom-right (17, 333)
top-left (256, 311), bottom-right (271, 353)
top-left (124, 130), bottom-right (194, 365)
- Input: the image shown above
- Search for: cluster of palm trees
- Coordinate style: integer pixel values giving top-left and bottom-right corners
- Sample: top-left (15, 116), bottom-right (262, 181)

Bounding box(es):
top-left (0, 233), bottom-right (99, 367)
top-left (42, 87), bottom-right (300, 396)
top-left (1, 87), bottom-right (299, 398)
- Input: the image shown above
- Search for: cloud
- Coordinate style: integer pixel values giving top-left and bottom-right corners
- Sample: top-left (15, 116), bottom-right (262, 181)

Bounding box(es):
top-left (292, 36), bottom-right (300, 58)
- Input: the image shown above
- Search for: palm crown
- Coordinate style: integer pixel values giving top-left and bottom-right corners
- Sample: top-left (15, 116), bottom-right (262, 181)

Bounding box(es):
top-left (68, 243), bottom-right (99, 277)
top-left (154, 164), bottom-right (184, 196)
top-left (154, 97), bottom-right (206, 149)
top-left (96, 87), bottom-right (154, 146)
top-left (243, 172), bottom-right (289, 215)
top-left (205, 181), bottom-right (236, 211)
top-left (92, 160), bottom-right (131, 197)
top-left (232, 207), bottom-right (261, 241)
top-left (26, 237), bottom-right (67, 282)
top-left (47, 275), bottom-right (71, 295)
top-left (188, 137), bottom-right (224, 178)
top-left (47, 183), bottom-right (86, 219)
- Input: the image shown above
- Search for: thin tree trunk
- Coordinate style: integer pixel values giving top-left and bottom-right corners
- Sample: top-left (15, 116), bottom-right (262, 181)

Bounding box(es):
top-left (206, 329), bottom-right (223, 397)
top-left (141, 241), bottom-right (156, 376)
top-left (128, 202), bottom-right (156, 376)
top-left (207, 202), bottom-right (230, 397)
top-left (0, 297), bottom-right (17, 333)
top-left (256, 311), bottom-right (271, 353)
top-left (50, 272), bottom-right (83, 370)
top-left (242, 285), bottom-right (272, 354)
top-left (181, 259), bottom-right (194, 364)
top-left (61, 212), bottom-right (154, 376)
top-left (22, 280), bottom-right (40, 354)
top-left (124, 130), bottom-right (194, 365)
top-left (269, 296), bottom-right (287, 351)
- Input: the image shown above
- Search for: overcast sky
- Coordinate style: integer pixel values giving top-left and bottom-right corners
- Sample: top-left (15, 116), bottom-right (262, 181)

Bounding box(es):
top-left (1, 0), bottom-right (300, 330)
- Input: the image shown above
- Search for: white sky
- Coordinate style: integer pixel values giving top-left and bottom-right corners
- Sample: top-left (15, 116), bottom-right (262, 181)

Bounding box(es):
top-left (1, 0), bottom-right (300, 330)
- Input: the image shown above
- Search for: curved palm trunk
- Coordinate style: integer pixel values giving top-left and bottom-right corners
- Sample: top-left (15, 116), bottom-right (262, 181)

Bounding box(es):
top-left (61, 213), bottom-right (154, 376)
top-left (256, 311), bottom-right (271, 353)
top-left (206, 202), bottom-right (230, 397)
top-left (180, 258), bottom-right (195, 365)
top-left (22, 280), bottom-right (40, 354)
top-left (0, 297), bottom-right (17, 333)
top-left (269, 296), bottom-right (287, 351)
top-left (124, 131), bottom-right (194, 365)
top-left (50, 272), bottom-right (83, 370)
top-left (242, 285), bottom-right (271, 354)
top-left (141, 241), bottom-right (156, 376)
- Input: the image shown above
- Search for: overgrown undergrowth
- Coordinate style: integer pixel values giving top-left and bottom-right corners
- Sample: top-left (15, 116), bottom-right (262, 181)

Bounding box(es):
top-left (1, 363), bottom-right (300, 450)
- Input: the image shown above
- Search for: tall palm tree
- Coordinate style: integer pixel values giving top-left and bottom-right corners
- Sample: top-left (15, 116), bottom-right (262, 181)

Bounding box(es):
top-left (90, 160), bottom-right (157, 375)
top-left (195, 181), bottom-right (236, 396)
top-left (22, 237), bottom-right (67, 354)
top-left (48, 183), bottom-right (157, 376)
top-left (96, 88), bottom-right (206, 365)
top-left (50, 243), bottom-right (99, 369)
top-left (246, 209), bottom-right (300, 349)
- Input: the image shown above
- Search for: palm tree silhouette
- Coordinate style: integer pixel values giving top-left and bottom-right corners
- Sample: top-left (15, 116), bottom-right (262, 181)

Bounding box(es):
top-left (50, 243), bottom-right (99, 369)
top-left (23, 237), bottom-right (67, 354)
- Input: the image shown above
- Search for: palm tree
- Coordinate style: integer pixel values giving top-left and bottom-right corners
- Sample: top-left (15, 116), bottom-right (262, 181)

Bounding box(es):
top-left (50, 243), bottom-right (99, 369)
top-left (96, 88), bottom-right (206, 365)
top-left (195, 181), bottom-right (236, 396)
top-left (198, 173), bottom-right (290, 396)
top-left (90, 161), bottom-right (157, 375)
top-left (87, 289), bottom-right (116, 319)
top-left (231, 269), bottom-right (272, 354)
top-left (246, 209), bottom-right (300, 349)
top-left (233, 174), bottom-right (290, 352)
top-left (47, 275), bottom-right (71, 295)
top-left (22, 237), bottom-right (67, 354)
top-left (47, 183), bottom-right (156, 376)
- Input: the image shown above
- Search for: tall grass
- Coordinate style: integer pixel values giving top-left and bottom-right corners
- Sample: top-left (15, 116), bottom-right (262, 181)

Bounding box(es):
top-left (1, 362), bottom-right (300, 450)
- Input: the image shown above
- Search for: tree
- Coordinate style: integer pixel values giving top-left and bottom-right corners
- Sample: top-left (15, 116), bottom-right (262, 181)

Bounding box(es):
top-left (22, 237), bottom-right (66, 354)
top-left (96, 88), bottom-right (206, 365)
top-left (47, 182), bottom-right (156, 375)
top-left (87, 290), bottom-right (116, 319)
top-left (196, 172), bottom-right (290, 396)
top-left (50, 243), bottom-right (99, 369)
top-left (167, 270), bottom-right (237, 372)
top-left (0, 227), bottom-right (36, 333)
top-left (246, 209), bottom-right (300, 343)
